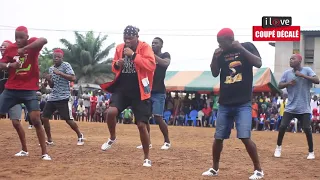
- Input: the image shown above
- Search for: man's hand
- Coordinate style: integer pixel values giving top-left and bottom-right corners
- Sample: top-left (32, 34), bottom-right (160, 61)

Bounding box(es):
top-left (124, 48), bottom-right (134, 57)
top-left (17, 48), bottom-right (26, 56)
top-left (53, 68), bottom-right (61, 75)
top-left (9, 62), bottom-right (21, 69)
top-left (287, 80), bottom-right (296, 86)
top-left (295, 71), bottom-right (305, 78)
top-left (116, 59), bottom-right (124, 67)
top-left (231, 41), bottom-right (243, 50)
top-left (213, 48), bottom-right (223, 57)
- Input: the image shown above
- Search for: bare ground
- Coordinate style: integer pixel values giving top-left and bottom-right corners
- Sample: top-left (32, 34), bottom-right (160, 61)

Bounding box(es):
top-left (0, 120), bottom-right (319, 180)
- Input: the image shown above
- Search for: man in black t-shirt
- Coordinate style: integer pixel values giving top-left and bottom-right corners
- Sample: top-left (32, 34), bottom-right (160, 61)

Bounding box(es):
top-left (136, 37), bottom-right (171, 150)
top-left (202, 28), bottom-right (264, 180)
top-left (100, 26), bottom-right (156, 167)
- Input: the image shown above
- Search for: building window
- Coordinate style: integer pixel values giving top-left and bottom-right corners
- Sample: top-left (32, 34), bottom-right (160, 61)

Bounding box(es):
top-left (293, 41), bottom-right (300, 54)
top-left (304, 37), bottom-right (315, 64)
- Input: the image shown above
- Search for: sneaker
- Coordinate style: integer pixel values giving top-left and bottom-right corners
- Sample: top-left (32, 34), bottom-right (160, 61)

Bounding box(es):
top-left (274, 145), bottom-right (281, 158)
top-left (101, 138), bottom-right (116, 151)
top-left (28, 125), bottom-right (33, 129)
top-left (41, 154), bottom-right (52, 161)
top-left (202, 168), bottom-right (219, 176)
top-left (307, 152), bottom-right (315, 160)
top-left (136, 144), bottom-right (152, 149)
top-left (14, 150), bottom-right (29, 157)
top-left (142, 159), bottom-right (152, 167)
top-left (39, 141), bottom-right (54, 146)
top-left (160, 142), bottom-right (171, 150)
top-left (249, 170), bottom-right (264, 180)
top-left (77, 133), bottom-right (85, 146)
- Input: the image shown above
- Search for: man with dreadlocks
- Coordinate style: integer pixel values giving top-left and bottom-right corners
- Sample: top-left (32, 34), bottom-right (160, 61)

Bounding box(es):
top-left (202, 28), bottom-right (264, 179)
top-left (100, 25), bottom-right (156, 167)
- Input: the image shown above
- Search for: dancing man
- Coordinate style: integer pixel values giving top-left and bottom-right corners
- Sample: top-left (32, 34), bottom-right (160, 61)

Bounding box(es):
top-left (274, 54), bottom-right (319, 159)
top-left (202, 28), bottom-right (264, 179)
top-left (100, 25), bottom-right (155, 167)
top-left (0, 26), bottom-right (51, 160)
top-left (136, 37), bottom-right (171, 150)
top-left (41, 48), bottom-right (85, 146)
top-left (0, 40), bottom-right (27, 156)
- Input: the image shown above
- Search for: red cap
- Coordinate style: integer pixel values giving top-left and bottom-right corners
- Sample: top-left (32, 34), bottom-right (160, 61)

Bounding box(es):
top-left (294, 53), bottom-right (302, 61)
top-left (53, 48), bottom-right (64, 56)
top-left (217, 28), bottom-right (234, 37)
top-left (15, 26), bottom-right (28, 34)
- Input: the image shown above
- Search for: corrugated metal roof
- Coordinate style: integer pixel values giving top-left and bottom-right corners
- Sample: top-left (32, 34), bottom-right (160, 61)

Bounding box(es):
top-left (301, 30), bottom-right (320, 32)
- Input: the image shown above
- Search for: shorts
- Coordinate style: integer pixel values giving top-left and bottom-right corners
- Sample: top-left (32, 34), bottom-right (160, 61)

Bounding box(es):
top-left (0, 89), bottom-right (39, 114)
top-left (42, 99), bottom-right (74, 120)
top-left (109, 93), bottom-right (152, 124)
top-left (280, 112), bottom-right (311, 129)
top-left (252, 117), bottom-right (258, 122)
top-left (9, 104), bottom-right (23, 120)
top-left (214, 102), bottom-right (252, 139)
top-left (150, 92), bottom-right (166, 116)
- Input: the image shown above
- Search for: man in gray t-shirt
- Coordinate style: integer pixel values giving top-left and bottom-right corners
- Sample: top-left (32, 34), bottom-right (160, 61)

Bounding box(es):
top-left (41, 49), bottom-right (85, 146)
top-left (274, 54), bottom-right (319, 160)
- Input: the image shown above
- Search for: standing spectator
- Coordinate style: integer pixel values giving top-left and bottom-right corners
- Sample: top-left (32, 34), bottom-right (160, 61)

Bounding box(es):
top-left (82, 91), bottom-right (91, 120)
top-left (90, 92), bottom-right (98, 122)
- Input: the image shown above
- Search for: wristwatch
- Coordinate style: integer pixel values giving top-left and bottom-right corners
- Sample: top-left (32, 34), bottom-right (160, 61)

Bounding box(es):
top-left (6, 63), bottom-right (10, 68)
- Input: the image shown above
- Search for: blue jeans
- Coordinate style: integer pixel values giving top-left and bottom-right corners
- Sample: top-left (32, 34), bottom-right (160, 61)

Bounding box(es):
top-left (150, 92), bottom-right (166, 116)
top-left (0, 89), bottom-right (40, 114)
top-left (214, 102), bottom-right (252, 139)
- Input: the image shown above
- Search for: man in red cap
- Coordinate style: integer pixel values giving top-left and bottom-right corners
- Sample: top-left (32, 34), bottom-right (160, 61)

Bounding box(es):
top-left (41, 48), bottom-right (85, 146)
top-left (202, 28), bottom-right (264, 179)
top-left (100, 25), bottom-right (156, 167)
top-left (274, 54), bottom-right (319, 160)
top-left (0, 40), bottom-right (28, 157)
top-left (0, 26), bottom-right (51, 160)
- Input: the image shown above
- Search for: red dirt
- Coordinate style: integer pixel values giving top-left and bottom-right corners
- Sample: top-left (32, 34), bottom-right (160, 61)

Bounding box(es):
top-left (0, 120), bottom-right (319, 180)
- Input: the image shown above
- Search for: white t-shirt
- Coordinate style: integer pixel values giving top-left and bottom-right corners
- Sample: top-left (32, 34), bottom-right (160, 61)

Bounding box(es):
top-left (197, 110), bottom-right (204, 120)
top-left (310, 100), bottom-right (318, 113)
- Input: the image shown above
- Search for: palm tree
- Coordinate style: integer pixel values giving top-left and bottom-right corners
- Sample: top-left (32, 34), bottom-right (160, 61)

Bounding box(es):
top-left (60, 31), bottom-right (115, 84)
top-left (39, 47), bottom-right (53, 80)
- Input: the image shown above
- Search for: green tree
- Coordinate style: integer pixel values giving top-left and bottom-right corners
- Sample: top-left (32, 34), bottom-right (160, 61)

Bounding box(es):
top-left (38, 47), bottom-right (53, 80)
top-left (60, 31), bottom-right (115, 84)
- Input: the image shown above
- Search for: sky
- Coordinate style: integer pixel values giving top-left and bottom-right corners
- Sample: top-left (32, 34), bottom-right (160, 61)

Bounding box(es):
top-left (1, 0), bottom-right (319, 72)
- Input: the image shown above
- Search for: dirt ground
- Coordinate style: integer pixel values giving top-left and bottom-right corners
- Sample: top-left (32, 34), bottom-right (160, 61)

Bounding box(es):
top-left (0, 120), bottom-right (319, 180)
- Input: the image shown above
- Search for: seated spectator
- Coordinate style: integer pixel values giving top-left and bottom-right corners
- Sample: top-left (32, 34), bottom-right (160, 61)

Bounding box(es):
top-left (202, 103), bottom-right (212, 127)
top-left (197, 110), bottom-right (204, 127)
top-left (176, 111), bottom-right (185, 126)
top-left (122, 107), bottom-right (133, 124)
top-left (312, 108), bottom-right (320, 133)
top-left (95, 102), bottom-right (107, 122)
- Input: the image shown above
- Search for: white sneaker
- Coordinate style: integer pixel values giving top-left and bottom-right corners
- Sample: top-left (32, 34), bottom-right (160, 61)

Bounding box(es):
top-left (39, 141), bottom-right (54, 146)
top-left (249, 170), bottom-right (264, 179)
top-left (160, 142), bottom-right (171, 150)
top-left (41, 154), bottom-right (52, 161)
top-left (28, 125), bottom-right (33, 129)
top-left (136, 144), bottom-right (152, 149)
top-left (14, 150), bottom-right (29, 157)
top-left (274, 145), bottom-right (281, 158)
top-left (202, 168), bottom-right (219, 176)
top-left (307, 152), bottom-right (315, 160)
top-left (142, 159), bottom-right (152, 167)
top-left (77, 133), bottom-right (85, 146)
top-left (101, 138), bottom-right (116, 151)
